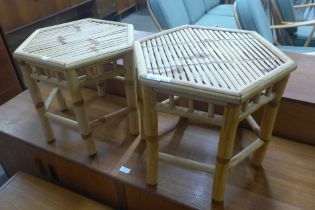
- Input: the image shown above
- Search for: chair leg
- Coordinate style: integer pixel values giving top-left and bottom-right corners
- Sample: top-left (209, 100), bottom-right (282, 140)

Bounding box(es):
top-left (251, 76), bottom-right (289, 166)
top-left (304, 26), bottom-right (315, 47)
top-left (212, 104), bottom-right (241, 203)
top-left (66, 70), bottom-right (96, 156)
top-left (20, 62), bottom-right (55, 143)
top-left (138, 95), bottom-right (146, 142)
top-left (137, 82), bottom-right (146, 141)
top-left (123, 52), bottom-right (139, 135)
top-left (142, 85), bottom-right (158, 185)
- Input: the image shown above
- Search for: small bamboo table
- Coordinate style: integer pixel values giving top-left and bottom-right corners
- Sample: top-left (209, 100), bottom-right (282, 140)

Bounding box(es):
top-left (134, 25), bottom-right (296, 203)
top-left (14, 19), bottom-right (139, 156)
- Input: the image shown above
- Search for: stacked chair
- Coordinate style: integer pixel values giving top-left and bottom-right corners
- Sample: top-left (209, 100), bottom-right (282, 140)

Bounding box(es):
top-left (147, 0), bottom-right (237, 30)
top-left (271, 0), bottom-right (315, 46)
top-left (234, 0), bottom-right (315, 53)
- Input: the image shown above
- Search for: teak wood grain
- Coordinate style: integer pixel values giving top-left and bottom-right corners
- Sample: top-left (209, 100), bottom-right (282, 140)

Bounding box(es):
top-left (0, 26), bottom-right (22, 105)
top-left (0, 172), bottom-right (113, 210)
top-left (0, 83), bottom-right (315, 209)
top-left (0, 0), bottom-right (92, 32)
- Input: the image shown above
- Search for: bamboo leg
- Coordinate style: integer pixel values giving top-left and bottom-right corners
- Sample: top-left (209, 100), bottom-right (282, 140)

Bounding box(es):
top-left (56, 89), bottom-right (68, 111)
top-left (66, 70), bottom-right (96, 156)
top-left (138, 88), bottom-right (146, 141)
top-left (251, 76), bottom-right (289, 166)
top-left (123, 52), bottom-right (139, 135)
top-left (96, 66), bottom-right (106, 97)
top-left (20, 62), bottom-right (55, 143)
top-left (212, 104), bottom-right (241, 203)
top-left (142, 85), bottom-right (158, 185)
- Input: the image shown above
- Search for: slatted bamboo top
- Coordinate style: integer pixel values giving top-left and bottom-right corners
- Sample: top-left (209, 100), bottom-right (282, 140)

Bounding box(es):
top-left (134, 25), bottom-right (296, 103)
top-left (14, 18), bottom-right (133, 70)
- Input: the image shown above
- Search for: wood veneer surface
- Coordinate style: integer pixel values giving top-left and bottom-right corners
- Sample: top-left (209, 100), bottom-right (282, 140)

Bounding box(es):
top-left (0, 83), bottom-right (314, 209)
top-left (0, 172), bottom-right (113, 210)
top-left (285, 52), bottom-right (315, 104)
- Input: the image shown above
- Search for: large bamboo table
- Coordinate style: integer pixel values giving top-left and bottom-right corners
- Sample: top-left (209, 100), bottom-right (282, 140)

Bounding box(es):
top-left (134, 25), bottom-right (296, 203)
top-left (14, 18), bottom-right (139, 156)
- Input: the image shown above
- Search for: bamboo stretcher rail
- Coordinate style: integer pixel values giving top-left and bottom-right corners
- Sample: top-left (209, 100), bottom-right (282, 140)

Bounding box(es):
top-left (79, 68), bottom-right (125, 86)
top-left (229, 138), bottom-right (264, 169)
top-left (156, 103), bottom-right (223, 126)
top-left (158, 152), bottom-right (215, 174)
top-left (239, 93), bottom-right (276, 121)
top-left (31, 74), bottom-right (68, 87)
top-left (113, 76), bottom-right (125, 81)
top-left (161, 95), bottom-right (180, 105)
top-left (45, 88), bottom-right (59, 110)
top-left (90, 107), bottom-right (131, 127)
top-left (45, 112), bottom-right (79, 129)
top-left (246, 115), bottom-right (261, 135)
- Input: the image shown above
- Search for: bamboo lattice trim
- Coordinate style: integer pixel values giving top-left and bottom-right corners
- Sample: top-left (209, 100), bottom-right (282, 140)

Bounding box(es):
top-left (14, 19), bottom-right (133, 69)
top-left (135, 25), bottom-right (296, 102)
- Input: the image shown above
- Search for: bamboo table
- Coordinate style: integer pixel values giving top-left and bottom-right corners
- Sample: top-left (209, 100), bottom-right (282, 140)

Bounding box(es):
top-left (14, 18), bottom-right (139, 156)
top-left (134, 25), bottom-right (296, 203)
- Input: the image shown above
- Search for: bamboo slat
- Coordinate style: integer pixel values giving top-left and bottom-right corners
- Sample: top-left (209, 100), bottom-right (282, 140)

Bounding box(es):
top-left (134, 25), bottom-right (296, 103)
top-left (14, 19), bottom-right (134, 70)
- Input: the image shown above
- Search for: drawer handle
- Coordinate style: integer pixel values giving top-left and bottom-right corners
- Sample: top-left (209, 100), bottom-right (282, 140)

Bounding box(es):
top-left (48, 164), bottom-right (59, 182)
top-left (34, 158), bottom-right (46, 176)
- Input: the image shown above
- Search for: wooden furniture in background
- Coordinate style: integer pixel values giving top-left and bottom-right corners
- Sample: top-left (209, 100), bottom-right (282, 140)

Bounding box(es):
top-left (274, 52), bottom-right (315, 145)
top-left (1, 0), bottom-right (94, 52)
top-left (0, 0), bottom-right (93, 32)
top-left (134, 25), bottom-right (296, 203)
top-left (0, 83), bottom-right (315, 210)
top-left (0, 172), bottom-right (113, 210)
top-left (13, 19), bottom-right (139, 156)
top-left (93, 0), bottom-right (117, 19)
top-left (116, 0), bottom-right (138, 17)
top-left (0, 26), bottom-right (22, 105)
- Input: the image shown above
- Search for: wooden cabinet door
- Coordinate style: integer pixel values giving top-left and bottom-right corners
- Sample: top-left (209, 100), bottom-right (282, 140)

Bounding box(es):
top-left (0, 133), bottom-right (123, 209)
top-left (0, 135), bottom-right (49, 179)
top-left (128, 0), bottom-right (137, 6)
top-left (116, 0), bottom-right (130, 14)
top-left (0, 29), bottom-right (21, 105)
top-left (0, 0), bottom-right (91, 31)
top-left (43, 155), bottom-right (122, 209)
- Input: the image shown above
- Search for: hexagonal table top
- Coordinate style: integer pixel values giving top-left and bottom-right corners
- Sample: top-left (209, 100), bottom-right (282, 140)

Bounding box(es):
top-left (14, 19), bottom-right (134, 70)
top-left (134, 25), bottom-right (296, 103)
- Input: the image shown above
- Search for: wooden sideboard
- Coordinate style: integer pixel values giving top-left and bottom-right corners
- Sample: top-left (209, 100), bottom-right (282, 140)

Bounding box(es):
top-left (0, 83), bottom-right (314, 210)
top-left (0, 172), bottom-right (113, 210)
top-left (0, 26), bottom-right (22, 105)
top-left (117, 0), bottom-right (137, 15)
top-left (0, 0), bottom-right (93, 32)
